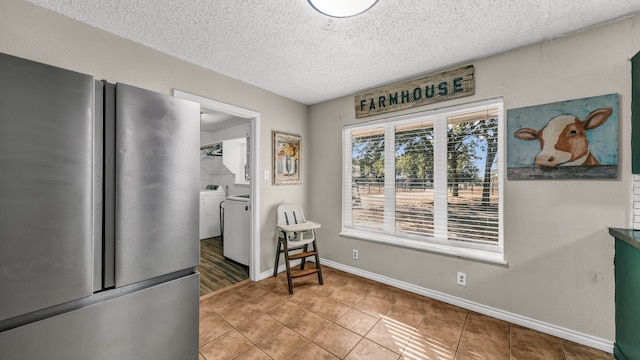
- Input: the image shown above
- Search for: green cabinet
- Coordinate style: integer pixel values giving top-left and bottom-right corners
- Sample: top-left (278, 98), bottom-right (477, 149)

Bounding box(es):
top-left (610, 228), bottom-right (640, 359)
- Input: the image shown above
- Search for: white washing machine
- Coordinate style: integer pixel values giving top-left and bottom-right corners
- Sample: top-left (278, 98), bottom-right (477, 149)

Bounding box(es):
top-left (199, 185), bottom-right (226, 240)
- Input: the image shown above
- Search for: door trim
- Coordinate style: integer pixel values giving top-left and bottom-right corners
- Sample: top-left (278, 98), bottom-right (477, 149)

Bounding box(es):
top-left (173, 90), bottom-right (261, 282)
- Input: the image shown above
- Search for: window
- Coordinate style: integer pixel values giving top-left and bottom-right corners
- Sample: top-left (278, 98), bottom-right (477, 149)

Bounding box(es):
top-left (342, 99), bottom-right (504, 263)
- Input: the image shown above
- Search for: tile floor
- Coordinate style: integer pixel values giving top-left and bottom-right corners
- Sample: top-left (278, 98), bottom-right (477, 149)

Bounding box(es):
top-left (199, 266), bottom-right (613, 360)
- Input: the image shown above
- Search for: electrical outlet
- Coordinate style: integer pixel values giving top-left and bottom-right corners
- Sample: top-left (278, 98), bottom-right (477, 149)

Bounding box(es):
top-left (456, 272), bottom-right (467, 287)
top-left (352, 249), bottom-right (359, 260)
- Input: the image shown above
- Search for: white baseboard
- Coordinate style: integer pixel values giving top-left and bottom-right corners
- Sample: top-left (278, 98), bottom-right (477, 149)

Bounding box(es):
top-left (259, 258), bottom-right (613, 353)
top-left (318, 259), bottom-right (614, 354)
top-left (259, 259), bottom-right (302, 279)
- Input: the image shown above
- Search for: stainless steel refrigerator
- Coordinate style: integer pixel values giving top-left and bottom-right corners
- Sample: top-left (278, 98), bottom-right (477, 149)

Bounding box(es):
top-left (0, 53), bottom-right (201, 359)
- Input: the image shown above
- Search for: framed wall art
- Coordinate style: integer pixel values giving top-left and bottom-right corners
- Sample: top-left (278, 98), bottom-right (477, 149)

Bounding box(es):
top-left (273, 131), bottom-right (301, 185)
top-left (507, 93), bottom-right (618, 180)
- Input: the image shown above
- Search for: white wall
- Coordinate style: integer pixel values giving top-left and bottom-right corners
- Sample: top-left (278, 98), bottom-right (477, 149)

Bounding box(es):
top-left (200, 123), bottom-right (251, 195)
top-left (0, 0), bottom-right (309, 275)
top-left (201, 122), bottom-right (251, 144)
top-left (308, 16), bottom-right (640, 343)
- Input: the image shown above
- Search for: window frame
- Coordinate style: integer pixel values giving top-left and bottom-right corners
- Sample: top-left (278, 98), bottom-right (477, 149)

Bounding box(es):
top-left (341, 98), bottom-right (505, 264)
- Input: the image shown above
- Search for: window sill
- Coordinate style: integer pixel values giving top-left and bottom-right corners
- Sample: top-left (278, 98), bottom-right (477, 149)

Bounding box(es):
top-left (339, 229), bottom-right (507, 265)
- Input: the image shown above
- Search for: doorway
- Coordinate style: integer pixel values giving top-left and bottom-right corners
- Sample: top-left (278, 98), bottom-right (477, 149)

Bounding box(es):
top-left (173, 90), bottom-right (261, 297)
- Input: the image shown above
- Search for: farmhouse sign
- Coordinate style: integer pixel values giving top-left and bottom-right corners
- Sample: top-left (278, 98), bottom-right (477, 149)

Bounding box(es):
top-left (354, 65), bottom-right (474, 118)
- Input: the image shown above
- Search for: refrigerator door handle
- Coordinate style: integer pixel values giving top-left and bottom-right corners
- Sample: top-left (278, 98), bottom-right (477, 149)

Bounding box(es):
top-left (102, 82), bottom-right (116, 290)
top-left (93, 80), bottom-right (105, 293)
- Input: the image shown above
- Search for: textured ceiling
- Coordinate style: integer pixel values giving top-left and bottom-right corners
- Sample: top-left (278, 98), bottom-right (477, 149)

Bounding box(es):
top-left (25, 0), bottom-right (640, 105)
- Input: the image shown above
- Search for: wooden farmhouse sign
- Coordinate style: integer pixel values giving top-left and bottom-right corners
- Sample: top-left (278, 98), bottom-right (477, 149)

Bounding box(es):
top-left (354, 65), bottom-right (475, 118)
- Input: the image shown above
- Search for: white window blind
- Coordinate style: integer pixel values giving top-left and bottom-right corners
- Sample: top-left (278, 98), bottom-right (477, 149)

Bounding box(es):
top-left (395, 120), bottom-right (435, 237)
top-left (349, 127), bottom-right (385, 230)
top-left (342, 99), bottom-right (504, 263)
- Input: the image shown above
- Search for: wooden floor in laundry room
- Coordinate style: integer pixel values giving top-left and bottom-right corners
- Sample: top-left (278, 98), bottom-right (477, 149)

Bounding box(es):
top-left (198, 236), bottom-right (249, 297)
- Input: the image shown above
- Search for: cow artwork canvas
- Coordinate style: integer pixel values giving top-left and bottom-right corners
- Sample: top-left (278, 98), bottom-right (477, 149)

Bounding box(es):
top-left (507, 94), bottom-right (618, 179)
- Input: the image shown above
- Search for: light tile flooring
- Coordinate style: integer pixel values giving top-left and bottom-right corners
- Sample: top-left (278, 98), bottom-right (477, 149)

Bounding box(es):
top-left (199, 266), bottom-right (613, 360)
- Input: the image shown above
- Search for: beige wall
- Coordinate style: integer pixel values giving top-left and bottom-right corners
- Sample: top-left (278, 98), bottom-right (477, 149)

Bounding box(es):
top-left (309, 16), bottom-right (640, 341)
top-left (0, 0), bottom-right (309, 275)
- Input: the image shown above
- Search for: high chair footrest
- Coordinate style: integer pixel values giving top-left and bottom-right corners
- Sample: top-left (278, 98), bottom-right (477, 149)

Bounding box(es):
top-left (288, 251), bottom-right (317, 260)
top-left (291, 268), bottom-right (319, 278)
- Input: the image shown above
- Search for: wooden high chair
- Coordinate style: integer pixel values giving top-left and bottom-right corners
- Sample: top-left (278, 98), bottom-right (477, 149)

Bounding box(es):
top-left (273, 204), bottom-right (323, 294)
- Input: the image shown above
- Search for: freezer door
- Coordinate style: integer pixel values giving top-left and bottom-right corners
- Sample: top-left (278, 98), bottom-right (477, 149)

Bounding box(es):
top-left (0, 274), bottom-right (200, 360)
top-left (114, 83), bottom-right (200, 287)
top-left (0, 53), bottom-right (95, 321)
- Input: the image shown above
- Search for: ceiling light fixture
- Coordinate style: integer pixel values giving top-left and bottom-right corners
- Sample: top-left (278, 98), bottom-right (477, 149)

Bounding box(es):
top-left (307, 0), bottom-right (379, 18)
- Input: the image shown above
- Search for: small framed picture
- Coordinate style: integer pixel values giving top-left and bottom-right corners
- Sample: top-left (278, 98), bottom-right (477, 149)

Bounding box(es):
top-left (273, 131), bottom-right (301, 185)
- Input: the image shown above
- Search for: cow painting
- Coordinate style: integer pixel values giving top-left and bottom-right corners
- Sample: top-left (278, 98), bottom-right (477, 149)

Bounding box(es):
top-left (506, 94), bottom-right (618, 179)
top-left (513, 108), bottom-right (612, 167)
